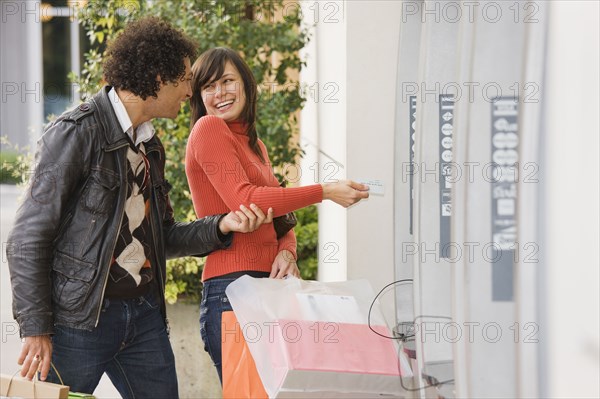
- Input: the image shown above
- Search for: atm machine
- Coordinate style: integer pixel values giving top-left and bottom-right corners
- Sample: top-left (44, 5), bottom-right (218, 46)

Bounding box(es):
top-left (394, 1), bottom-right (554, 398)
top-left (451, 1), bottom-right (548, 397)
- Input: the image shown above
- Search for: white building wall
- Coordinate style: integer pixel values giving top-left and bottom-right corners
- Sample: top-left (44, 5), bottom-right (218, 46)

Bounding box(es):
top-left (300, 0), bottom-right (402, 318)
top-left (540, 2), bottom-right (600, 397)
top-left (300, 0), bottom-right (348, 282)
top-left (345, 1), bottom-right (403, 317)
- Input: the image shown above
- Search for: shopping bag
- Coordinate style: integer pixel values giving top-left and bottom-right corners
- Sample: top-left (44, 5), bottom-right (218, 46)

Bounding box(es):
top-left (1, 373), bottom-right (69, 398)
top-left (226, 277), bottom-right (413, 398)
top-left (68, 392), bottom-right (95, 398)
top-left (221, 311), bottom-right (268, 399)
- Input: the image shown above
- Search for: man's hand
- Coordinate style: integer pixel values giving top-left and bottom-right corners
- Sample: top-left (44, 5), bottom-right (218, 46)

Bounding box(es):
top-left (18, 335), bottom-right (52, 381)
top-left (269, 249), bottom-right (300, 279)
top-left (219, 204), bottom-right (274, 234)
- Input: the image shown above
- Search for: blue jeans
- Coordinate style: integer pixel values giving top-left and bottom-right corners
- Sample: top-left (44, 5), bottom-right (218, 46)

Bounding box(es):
top-left (47, 291), bottom-right (178, 398)
top-left (199, 277), bottom-right (236, 384)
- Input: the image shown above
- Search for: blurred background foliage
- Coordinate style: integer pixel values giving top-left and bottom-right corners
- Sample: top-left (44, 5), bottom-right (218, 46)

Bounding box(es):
top-left (0, 138), bottom-right (32, 185)
top-left (73, 0), bottom-right (318, 302)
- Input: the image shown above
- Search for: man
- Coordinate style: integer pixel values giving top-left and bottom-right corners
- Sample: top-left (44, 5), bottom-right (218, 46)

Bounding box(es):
top-left (6, 17), bottom-right (272, 398)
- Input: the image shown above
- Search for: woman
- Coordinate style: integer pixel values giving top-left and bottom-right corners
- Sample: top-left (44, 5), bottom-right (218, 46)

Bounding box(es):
top-left (185, 47), bottom-right (369, 382)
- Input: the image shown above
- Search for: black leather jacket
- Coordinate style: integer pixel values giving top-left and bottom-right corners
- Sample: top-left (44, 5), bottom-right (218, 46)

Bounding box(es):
top-left (7, 86), bottom-right (231, 337)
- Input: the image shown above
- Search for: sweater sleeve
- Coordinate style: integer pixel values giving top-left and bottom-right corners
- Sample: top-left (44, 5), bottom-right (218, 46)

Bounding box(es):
top-left (189, 116), bottom-right (323, 217)
top-left (277, 229), bottom-right (297, 260)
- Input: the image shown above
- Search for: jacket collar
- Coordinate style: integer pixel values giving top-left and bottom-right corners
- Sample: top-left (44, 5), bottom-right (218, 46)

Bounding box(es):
top-left (91, 86), bottom-right (161, 152)
top-left (107, 87), bottom-right (156, 146)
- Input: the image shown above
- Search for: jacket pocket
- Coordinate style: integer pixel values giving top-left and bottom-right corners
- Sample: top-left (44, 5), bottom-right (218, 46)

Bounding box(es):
top-left (52, 251), bottom-right (97, 311)
top-left (80, 168), bottom-right (119, 215)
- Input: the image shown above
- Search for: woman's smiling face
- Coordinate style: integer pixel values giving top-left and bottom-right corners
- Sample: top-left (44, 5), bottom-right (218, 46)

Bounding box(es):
top-left (201, 61), bottom-right (246, 123)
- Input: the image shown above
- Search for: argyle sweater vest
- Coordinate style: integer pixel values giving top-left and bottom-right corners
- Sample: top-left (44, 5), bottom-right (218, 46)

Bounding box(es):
top-left (104, 142), bottom-right (154, 298)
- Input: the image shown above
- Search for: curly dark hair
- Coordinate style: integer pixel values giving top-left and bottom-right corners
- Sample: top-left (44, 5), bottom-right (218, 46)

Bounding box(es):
top-left (103, 17), bottom-right (197, 100)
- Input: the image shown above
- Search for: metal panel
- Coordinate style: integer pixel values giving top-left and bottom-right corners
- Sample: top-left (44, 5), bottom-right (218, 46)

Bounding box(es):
top-left (394, 0), bottom-right (423, 333)
top-left (451, 1), bottom-right (538, 396)
top-left (394, 2), bottom-right (424, 396)
top-left (412, 1), bottom-right (460, 395)
top-left (515, 4), bottom-right (548, 397)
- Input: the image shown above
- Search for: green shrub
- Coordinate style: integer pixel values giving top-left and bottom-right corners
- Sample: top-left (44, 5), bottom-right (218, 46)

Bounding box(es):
top-left (0, 151), bottom-right (21, 185)
top-left (295, 205), bottom-right (318, 280)
top-left (0, 137), bottom-right (32, 185)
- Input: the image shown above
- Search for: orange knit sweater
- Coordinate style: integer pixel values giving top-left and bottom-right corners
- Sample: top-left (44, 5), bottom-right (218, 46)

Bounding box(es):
top-left (185, 115), bottom-right (323, 281)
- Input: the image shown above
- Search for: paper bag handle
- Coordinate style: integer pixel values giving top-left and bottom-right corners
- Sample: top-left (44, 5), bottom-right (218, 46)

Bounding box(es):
top-left (5, 369), bottom-right (40, 398)
top-left (50, 362), bottom-right (65, 385)
top-left (4, 362), bottom-right (65, 398)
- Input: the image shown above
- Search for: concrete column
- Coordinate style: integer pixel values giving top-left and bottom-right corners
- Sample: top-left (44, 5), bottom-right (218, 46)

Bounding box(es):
top-left (300, 0), bottom-right (348, 282)
top-left (345, 0), bottom-right (403, 318)
top-left (0, 0), bottom-right (44, 152)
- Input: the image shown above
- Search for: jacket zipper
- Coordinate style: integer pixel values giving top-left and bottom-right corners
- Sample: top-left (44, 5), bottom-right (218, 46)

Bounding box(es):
top-left (149, 189), bottom-right (169, 335)
top-left (94, 142), bottom-right (129, 327)
top-left (145, 146), bottom-right (169, 334)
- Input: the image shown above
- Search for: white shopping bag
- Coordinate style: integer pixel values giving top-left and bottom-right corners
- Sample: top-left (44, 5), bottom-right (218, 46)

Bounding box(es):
top-left (226, 276), bottom-right (413, 398)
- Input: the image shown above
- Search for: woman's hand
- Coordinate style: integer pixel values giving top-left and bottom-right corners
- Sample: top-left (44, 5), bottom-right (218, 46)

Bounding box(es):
top-left (219, 204), bottom-right (273, 234)
top-left (269, 250), bottom-right (300, 279)
top-left (322, 180), bottom-right (370, 207)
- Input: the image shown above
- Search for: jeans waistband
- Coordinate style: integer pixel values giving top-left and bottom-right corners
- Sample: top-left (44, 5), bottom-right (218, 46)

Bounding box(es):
top-left (204, 270), bottom-right (270, 282)
top-left (102, 290), bottom-right (157, 309)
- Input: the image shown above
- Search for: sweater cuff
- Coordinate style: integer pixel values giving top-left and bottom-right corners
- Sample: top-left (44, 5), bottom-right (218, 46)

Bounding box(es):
top-left (278, 230), bottom-right (297, 260)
